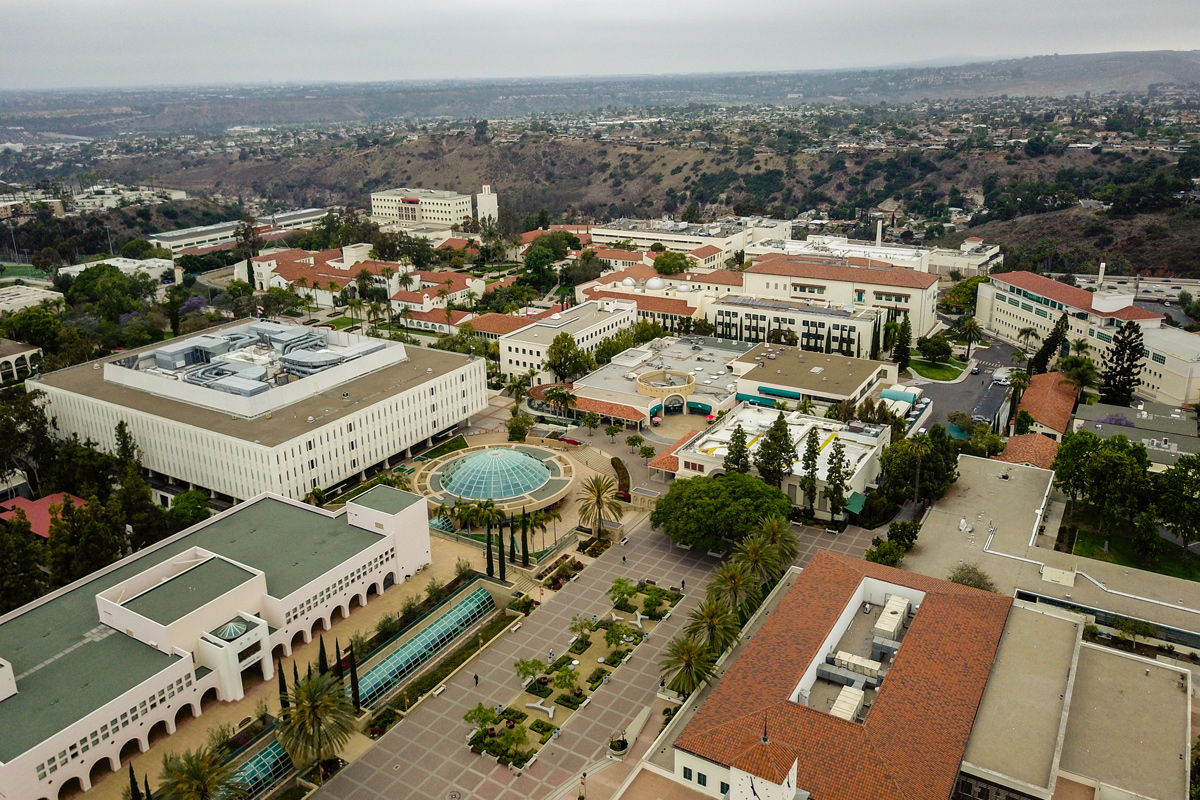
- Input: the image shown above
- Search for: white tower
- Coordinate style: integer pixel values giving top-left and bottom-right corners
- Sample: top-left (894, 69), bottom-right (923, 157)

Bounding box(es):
top-left (476, 182), bottom-right (499, 224)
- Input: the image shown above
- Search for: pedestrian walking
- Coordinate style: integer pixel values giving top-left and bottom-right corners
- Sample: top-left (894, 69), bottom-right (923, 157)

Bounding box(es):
top-left (681, 578), bottom-right (686, 590)
top-left (622, 555), bottom-right (626, 563)
top-left (473, 673), bottom-right (479, 687)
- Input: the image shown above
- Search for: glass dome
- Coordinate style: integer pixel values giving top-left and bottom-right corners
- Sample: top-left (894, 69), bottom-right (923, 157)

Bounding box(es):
top-left (441, 448), bottom-right (551, 500)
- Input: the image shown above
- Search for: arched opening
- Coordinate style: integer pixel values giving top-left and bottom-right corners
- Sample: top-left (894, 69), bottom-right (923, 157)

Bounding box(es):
top-left (57, 777), bottom-right (85, 800)
top-left (200, 687), bottom-right (220, 710)
top-left (348, 594), bottom-right (363, 610)
top-left (175, 703), bottom-right (196, 728)
top-left (310, 618), bottom-right (325, 637)
top-left (272, 643), bottom-right (287, 662)
top-left (291, 629), bottom-right (307, 650)
top-left (88, 756), bottom-right (116, 787)
top-left (367, 583), bottom-right (380, 597)
top-left (663, 394), bottom-right (686, 416)
top-left (330, 606), bottom-right (346, 623)
top-left (146, 719), bottom-right (171, 748)
top-left (118, 738), bottom-right (143, 765)
top-left (0, 362), bottom-right (14, 383)
top-left (383, 573), bottom-right (396, 589)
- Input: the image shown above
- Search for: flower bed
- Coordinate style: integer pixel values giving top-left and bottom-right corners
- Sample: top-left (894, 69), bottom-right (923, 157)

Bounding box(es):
top-left (554, 692), bottom-right (585, 710)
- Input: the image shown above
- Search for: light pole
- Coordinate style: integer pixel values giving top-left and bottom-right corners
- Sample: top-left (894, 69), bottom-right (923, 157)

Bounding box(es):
top-left (104, 223), bottom-right (114, 255)
top-left (5, 220), bottom-right (16, 259)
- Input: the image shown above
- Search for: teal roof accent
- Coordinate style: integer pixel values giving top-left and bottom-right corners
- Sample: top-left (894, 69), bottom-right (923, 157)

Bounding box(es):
top-left (348, 485), bottom-right (424, 515)
top-left (881, 387), bottom-right (918, 404)
top-left (441, 448), bottom-right (551, 500)
top-left (124, 558), bottom-right (255, 625)
top-left (846, 491), bottom-right (867, 515)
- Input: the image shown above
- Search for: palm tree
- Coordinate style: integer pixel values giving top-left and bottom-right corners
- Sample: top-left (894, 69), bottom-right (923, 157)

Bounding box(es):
top-left (156, 745), bottom-right (246, 800)
top-left (1016, 326), bottom-right (1041, 354)
top-left (1010, 350), bottom-right (1028, 369)
top-left (475, 499), bottom-right (507, 573)
top-left (276, 672), bottom-right (357, 785)
top-left (1070, 338), bottom-right (1091, 357)
top-left (684, 598), bottom-right (740, 655)
top-left (706, 562), bottom-right (760, 617)
top-left (958, 317), bottom-right (985, 361)
top-left (347, 298), bottom-right (364, 328)
top-left (733, 533), bottom-right (782, 586)
top-left (295, 276), bottom-right (311, 321)
top-left (398, 270), bottom-right (417, 293)
top-left (1058, 355), bottom-right (1098, 392)
top-left (795, 396), bottom-right (815, 415)
top-left (758, 514), bottom-right (799, 565)
top-left (544, 387), bottom-right (577, 419)
top-left (659, 635), bottom-right (716, 697)
top-left (505, 374), bottom-right (528, 402)
top-left (325, 281), bottom-right (339, 308)
top-left (534, 507), bottom-right (562, 549)
top-left (576, 475), bottom-right (623, 541)
top-left (909, 434), bottom-right (932, 506)
top-left (399, 305), bottom-right (414, 330)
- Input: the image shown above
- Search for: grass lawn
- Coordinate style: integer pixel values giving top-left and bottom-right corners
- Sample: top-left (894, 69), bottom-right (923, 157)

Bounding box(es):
top-left (423, 435), bottom-right (469, 460)
top-left (0, 265), bottom-right (50, 278)
top-left (1068, 511), bottom-right (1200, 582)
top-left (326, 315), bottom-right (358, 330)
top-left (908, 358), bottom-right (965, 381)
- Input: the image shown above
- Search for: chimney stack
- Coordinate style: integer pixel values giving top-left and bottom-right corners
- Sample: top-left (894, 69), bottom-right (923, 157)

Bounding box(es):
top-left (876, 220), bottom-right (883, 247)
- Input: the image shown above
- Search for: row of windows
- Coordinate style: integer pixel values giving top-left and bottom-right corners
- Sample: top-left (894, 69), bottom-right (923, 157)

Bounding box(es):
top-left (792, 285), bottom-right (826, 295)
top-left (37, 674), bottom-right (193, 781)
top-left (284, 548), bottom-right (395, 624)
top-left (680, 767), bottom-right (723, 791)
top-left (874, 292), bottom-right (910, 303)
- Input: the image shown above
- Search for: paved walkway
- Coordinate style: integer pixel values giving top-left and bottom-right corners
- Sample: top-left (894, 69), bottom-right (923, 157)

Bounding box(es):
top-left (317, 512), bottom-right (871, 800)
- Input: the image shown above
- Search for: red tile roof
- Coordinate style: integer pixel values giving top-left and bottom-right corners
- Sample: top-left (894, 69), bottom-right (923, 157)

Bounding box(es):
top-left (571, 396), bottom-right (646, 422)
top-left (687, 244), bottom-right (723, 259)
top-left (993, 434), bottom-right (1059, 470)
top-left (593, 249), bottom-right (648, 263)
top-left (748, 253), bottom-right (939, 290)
top-left (467, 313), bottom-right (536, 335)
top-left (586, 290), bottom-right (693, 316)
top-left (437, 237), bottom-right (479, 253)
top-left (413, 270), bottom-right (471, 294)
top-left (0, 493), bottom-right (87, 539)
top-left (592, 263), bottom-right (660, 285)
top-left (675, 551), bottom-right (1010, 800)
top-left (683, 269), bottom-right (744, 286)
top-left (647, 430), bottom-right (700, 472)
top-left (991, 271), bottom-right (1164, 321)
top-left (406, 308), bottom-right (471, 326)
top-left (1017, 372), bottom-right (1078, 434)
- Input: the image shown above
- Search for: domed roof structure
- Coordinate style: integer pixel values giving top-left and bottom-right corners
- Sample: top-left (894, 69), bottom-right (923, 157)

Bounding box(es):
top-left (441, 448), bottom-right (551, 500)
top-left (621, 276), bottom-right (636, 286)
top-left (646, 276), bottom-right (665, 290)
top-left (214, 619), bottom-right (248, 641)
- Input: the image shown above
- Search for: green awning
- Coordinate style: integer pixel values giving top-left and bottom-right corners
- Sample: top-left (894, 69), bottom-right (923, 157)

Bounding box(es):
top-left (846, 492), bottom-right (866, 515)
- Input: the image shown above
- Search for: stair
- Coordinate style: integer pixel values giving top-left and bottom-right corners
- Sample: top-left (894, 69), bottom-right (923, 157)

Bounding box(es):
top-left (511, 574), bottom-right (543, 597)
top-left (570, 445), bottom-right (616, 475)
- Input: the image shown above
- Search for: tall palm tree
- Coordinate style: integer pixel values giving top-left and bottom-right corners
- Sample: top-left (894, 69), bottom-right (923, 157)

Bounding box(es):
top-left (576, 475), bottom-right (623, 541)
top-left (758, 514), bottom-right (799, 565)
top-left (733, 533), bottom-right (782, 586)
top-left (347, 297), bottom-right (364, 328)
top-left (684, 598), bottom-right (740, 655)
top-left (398, 270), bottom-right (417, 293)
top-left (909, 434), bottom-right (932, 506)
top-left (1016, 326), bottom-right (1041, 354)
top-left (474, 499), bottom-right (506, 569)
top-left (156, 745), bottom-right (246, 800)
top-left (295, 276), bottom-right (311, 321)
top-left (544, 387), bottom-right (577, 419)
top-left (505, 374), bottom-right (529, 403)
top-left (326, 281), bottom-right (339, 307)
top-left (1070, 338), bottom-right (1091, 357)
top-left (277, 672), bottom-right (357, 785)
top-left (1010, 350), bottom-right (1028, 369)
top-left (531, 507), bottom-right (562, 549)
top-left (958, 317), bottom-right (985, 361)
top-left (399, 306), bottom-right (414, 330)
top-left (1058, 355), bottom-right (1098, 392)
top-left (706, 561), bottom-right (760, 617)
top-left (1007, 369), bottom-right (1032, 426)
top-left (659, 635), bottom-right (716, 697)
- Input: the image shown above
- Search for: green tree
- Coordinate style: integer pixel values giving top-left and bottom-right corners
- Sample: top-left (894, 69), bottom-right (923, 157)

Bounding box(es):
top-left (116, 463), bottom-right (168, 551)
top-left (577, 475), bottom-right (624, 540)
top-left (276, 672), bottom-right (357, 785)
top-left (1131, 509), bottom-right (1162, 565)
top-left (650, 472), bottom-right (791, 552)
top-left (1014, 409), bottom-right (1036, 435)
top-left (659, 636), bottom-right (715, 697)
top-left (864, 538), bottom-right (905, 567)
top-left (733, 532), bottom-right (782, 586)
top-left (0, 510), bottom-right (45, 613)
top-left (581, 411), bottom-right (601, 437)
top-left (758, 514), bottom-right (799, 565)
top-left (705, 561), bottom-right (761, 616)
top-left (1051, 429), bottom-right (1101, 507)
top-left (1099, 321), bottom-right (1144, 407)
top-left (607, 577), bottom-right (638, 607)
top-left (822, 438), bottom-right (849, 520)
top-left (605, 424), bottom-right (622, 443)
top-left (1028, 313), bottom-right (1069, 375)
top-left (544, 332), bottom-right (594, 382)
top-left (684, 598), bottom-right (740, 654)
top-left (0, 387), bottom-right (56, 494)
top-left (625, 434), bottom-right (644, 454)
top-left (1016, 326), bottom-right (1041, 354)
top-left (514, 658), bottom-right (547, 685)
top-left (115, 420), bottom-right (141, 468)
top-left (916, 334), bottom-right (953, 365)
top-left (946, 562), bottom-right (997, 592)
top-left (605, 622), bottom-right (637, 650)
top-left (722, 424), bottom-right (751, 474)
top-left (885, 520), bottom-right (921, 551)
top-left (1158, 454), bottom-right (1200, 553)
top-left (169, 490), bottom-right (211, 532)
top-left (156, 745), bottom-right (245, 800)
top-left (47, 496), bottom-right (125, 586)
top-left (958, 317), bottom-right (985, 361)
top-left (639, 444), bottom-right (657, 467)
top-left (799, 427), bottom-right (820, 514)
top-left (652, 251), bottom-right (689, 275)
top-left (753, 412), bottom-right (795, 488)
top-left (891, 315), bottom-right (912, 373)
top-left (1084, 434), bottom-right (1151, 536)
top-left (463, 702), bottom-right (500, 735)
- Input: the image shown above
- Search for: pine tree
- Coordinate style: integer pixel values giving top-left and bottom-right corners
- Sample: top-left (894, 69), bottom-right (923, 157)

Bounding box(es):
top-left (892, 315), bottom-right (912, 374)
top-left (278, 661), bottom-right (290, 711)
top-left (723, 424), bottom-right (752, 474)
top-left (800, 427), bottom-right (820, 514)
top-left (348, 647), bottom-right (361, 713)
top-left (753, 413), bottom-right (795, 488)
top-left (823, 439), bottom-right (850, 521)
top-left (0, 510), bottom-right (45, 613)
top-left (318, 636), bottom-right (329, 675)
top-left (129, 764), bottom-right (143, 800)
top-left (1100, 321), bottom-right (1144, 407)
top-left (824, 328), bottom-right (832, 354)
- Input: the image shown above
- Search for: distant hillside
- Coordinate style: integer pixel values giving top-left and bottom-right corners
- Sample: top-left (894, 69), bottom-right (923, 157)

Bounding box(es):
top-left (2, 50), bottom-right (1198, 136)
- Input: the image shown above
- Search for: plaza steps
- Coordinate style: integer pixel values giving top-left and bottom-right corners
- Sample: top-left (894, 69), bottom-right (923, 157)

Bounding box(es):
top-left (570, 445), bottom-right (617, 475)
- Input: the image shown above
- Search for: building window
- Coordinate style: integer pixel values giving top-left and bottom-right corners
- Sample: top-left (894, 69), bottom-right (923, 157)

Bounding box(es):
top-left (697, 773), bottom-right (707, 787)
top-left (683, 767), bottom-right (693, 781)
top-left (721, 782), bottom-right (730, 794)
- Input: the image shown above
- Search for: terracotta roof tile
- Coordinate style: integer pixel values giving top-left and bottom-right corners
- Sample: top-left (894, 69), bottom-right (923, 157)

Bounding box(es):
top-left (593, 249), bottom-right (648, 262)
top-left (683, 269), bottom-right (744, 286)
top-left (586, 290), bottom-right (693, 316)
top-left (992, 271), bottom-right (1164, 321)
top-left (571, 396), bottom-right (645, 422)
top-left (468, 313), bottom-right (536, 335)
top-left (0, 493), bottom-right (87, 539)
top-left (647, 430), bottom-right (700, 472)
top-left (687, 244), bottom-right (723, 259)
top-left (406, 308), bottom-right (471, 325)
top-left (1017, 372), bottom-right (1078, 434)
top-left (993, 433), bottom-right (1059, 470)
top-left (748, 253), bottom-right (939, 290)
top-left (675, 551), bottom-right (1010, 800)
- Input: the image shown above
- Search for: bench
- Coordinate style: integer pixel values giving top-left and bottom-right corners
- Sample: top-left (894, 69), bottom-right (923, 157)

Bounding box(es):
top-left (630, 612), bottom-right (646, 631)
top-left (525, 700), bottom-right (555, 720)
top-left (510, 622), bottom-right (522, 633)
top-left (611, 612), bottom-right (625, 623)
top-left (620, 537), bottom-right (629, 546)
top-left (432, 685), bottom-right (446, 697)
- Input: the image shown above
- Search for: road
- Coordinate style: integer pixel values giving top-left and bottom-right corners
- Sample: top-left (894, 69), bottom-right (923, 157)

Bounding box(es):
top-left (909, 320), bottom-right (1020, 431)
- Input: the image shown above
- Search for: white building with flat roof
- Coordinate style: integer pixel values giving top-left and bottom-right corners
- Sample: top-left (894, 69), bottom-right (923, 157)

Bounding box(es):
top-left (148, 209), bottom-right (328, 255)
top-left (498, 299), bottom-right (636, 384)
top-left (588, 217), bottom-right (792, 261)
top-left (60, 257), bottom-right (174, 281)
top-left (747, 233), bottom-right (1003, 277)
top-left (0, 486), bottom-right (462, 800)
top-left (0, 285), bottom-right (63, 315)
top-left (30, 321), bottom-right (488, 502)
top-left (370, 188), bottom-right (473, 228)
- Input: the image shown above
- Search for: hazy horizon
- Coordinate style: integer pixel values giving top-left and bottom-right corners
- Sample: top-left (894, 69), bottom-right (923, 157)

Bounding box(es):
top-left (7, 0), bottom-right (1200, 91)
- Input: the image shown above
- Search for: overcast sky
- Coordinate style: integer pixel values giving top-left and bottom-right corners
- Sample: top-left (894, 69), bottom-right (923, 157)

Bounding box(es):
top-left (5, 0), bottom-right (1200, 90)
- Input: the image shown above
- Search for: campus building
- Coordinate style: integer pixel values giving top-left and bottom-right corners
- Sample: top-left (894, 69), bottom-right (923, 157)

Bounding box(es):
top-left (0, 486), bottom-right (432, 800)
top-left (671, 404), bottom-right (891, 520)
top-left (30, 321), bottom-right (488, 503)
top-left (497, 299), bottom-right (637, 385)
top-left (648, 550), bottom-right (1189, 800)
top-left (0, 286), bottom-right (64, 316)
top-left (0, 338), bottom-right (42, 383)
top-left (1071, 399), bottom-right (1199, 471)
top-left (60, 258), bottom-right (175, 281)
top-left (587, 217), bottom-right (792, 261)
top-left (976, 270), bottom-right (1200, 405)
top-left (148, 210), bottom-right (328, 255)
top-left (369, 188), bottom-right (474, 228)
top-left (747, 233), bottom-right (1004, 277)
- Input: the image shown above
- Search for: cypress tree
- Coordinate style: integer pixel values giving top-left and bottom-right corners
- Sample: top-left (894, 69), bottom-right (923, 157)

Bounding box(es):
top-left (892, 315), bottom-right (912, 374)
top-left (485, 526), bottom-right (494, 577)
top-left (144, 777), bottom-right (154, 800)
top-left (1100, 321), bottom-right (1144, 407)
top-left (318, 636), bottom-right (329, 675)
top-left (509, 527), bottom-right (517, 564)
top-left (293, 661), bottom-right (300, 692)
top-left (869, 318), bottom-right (880, 361)
top-left (521, 509), bottom-right (530, 568)
top-left (129, 764), bottom-right (143, 800)
top-left (278, 661), bottom-right (289, 710)
top-left (722, 424), bottom-right (751, 474)
top-left (348, 647), bottom-right (361, 713)
top-left (801, 427), bottom-right (821, 514)
top-left (1029, 312), bottom-right (1069, 375)
top-left (824, 328), bottom-right (832, 354)
top-left (333, 639), bottom-right (343, 681)
top-left (498, 525), bottom-right (507, 582)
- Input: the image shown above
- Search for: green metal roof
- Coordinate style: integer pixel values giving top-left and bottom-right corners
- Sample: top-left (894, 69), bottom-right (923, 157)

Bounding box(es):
top-left (348, 485), bottom-right (424, 515)
top-left (0, 496), bottom-right (383, 761)
top-left (123, 558), bottom-right (255, 626)
top-left (846, 491), bottom-right (867, 515)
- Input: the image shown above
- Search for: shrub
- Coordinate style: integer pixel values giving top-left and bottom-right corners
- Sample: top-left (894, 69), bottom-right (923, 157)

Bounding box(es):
top-left (400, 595), bottom-right (422, 622)
top-left (946, 562), bottom-right (998, 592)
top-left (555, 692), bottom-right (585, 710)
top-left (611, 457), bottom-right (631, 494)
top-left (425, 577), bottom-right (446, 603)
top-left (375, 612), bottom-right (403, 639)
top-left (569, 636), bottom-right (592, 654)
top-left (864, 538), bottom-right (905, 567)
top-left (525, 679), bottom-right (553, 698)
top-left (454, 557), bottom-right (476, 581)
